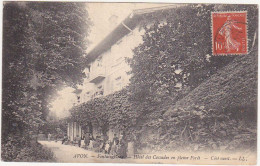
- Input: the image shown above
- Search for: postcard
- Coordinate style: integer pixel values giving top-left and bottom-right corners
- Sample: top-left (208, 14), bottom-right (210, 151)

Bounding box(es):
top-left (1, 2), bottom-right (258, 164)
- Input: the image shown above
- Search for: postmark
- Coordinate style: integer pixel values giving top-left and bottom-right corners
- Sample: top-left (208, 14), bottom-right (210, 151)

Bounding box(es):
top-left (212, 11), bottom-right (248, 55)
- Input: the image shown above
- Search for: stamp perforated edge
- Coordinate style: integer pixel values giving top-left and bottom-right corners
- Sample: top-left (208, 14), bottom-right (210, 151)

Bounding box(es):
top-left (211, 11), bottom-right (248, 56)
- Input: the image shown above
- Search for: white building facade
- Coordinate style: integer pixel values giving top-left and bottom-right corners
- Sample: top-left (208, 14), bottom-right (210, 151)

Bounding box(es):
top-left (67, 5), bottom-right (179, 141)
top-left (79, 28), bottom-right (144, 103)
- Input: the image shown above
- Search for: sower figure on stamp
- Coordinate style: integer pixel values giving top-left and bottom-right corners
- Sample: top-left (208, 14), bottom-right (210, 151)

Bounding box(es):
top-left (219, 15), bottom-right (242, 52)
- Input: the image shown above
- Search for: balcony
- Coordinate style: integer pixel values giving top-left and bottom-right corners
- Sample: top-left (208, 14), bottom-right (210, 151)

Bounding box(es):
top-left (89, 67), bottom-right (106, 84)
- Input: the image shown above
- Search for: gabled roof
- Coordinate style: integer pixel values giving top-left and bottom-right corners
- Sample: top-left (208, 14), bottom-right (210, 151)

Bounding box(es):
top-left (86, 4), bottom-right (184, 63)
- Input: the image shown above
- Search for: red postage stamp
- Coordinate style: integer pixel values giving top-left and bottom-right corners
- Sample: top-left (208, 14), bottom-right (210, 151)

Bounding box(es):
top-left (212, 12), bottom-right (247, 55)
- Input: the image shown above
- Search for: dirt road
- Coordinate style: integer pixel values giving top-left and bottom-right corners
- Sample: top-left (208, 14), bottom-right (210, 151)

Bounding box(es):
top-left (39, 141), bottom-right (131, 163)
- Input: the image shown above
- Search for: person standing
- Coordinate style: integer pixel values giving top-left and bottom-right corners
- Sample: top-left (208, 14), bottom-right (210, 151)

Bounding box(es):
top-left (55, 134), bottom-right (58, 142)
top-left (62, 135), bottom-right (68, 144)
top-left (105, 141), bottom-right (110, 154)
top-left (76, 135), bottom-right (81, 147)
top-left (101, 134), bottom-right (108, 152)
top-left (110, 134), bottom-right (119, 155)
top-left (84, 133), bottom-right (90, 149)
top-left (117, 134), bottom-right (127, 159)
top-left (48, 133), bottom-right (51, 142)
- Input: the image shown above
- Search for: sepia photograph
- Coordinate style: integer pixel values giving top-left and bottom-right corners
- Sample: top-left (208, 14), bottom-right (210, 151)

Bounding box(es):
top-left (1, 1), bottom-right (258, 164)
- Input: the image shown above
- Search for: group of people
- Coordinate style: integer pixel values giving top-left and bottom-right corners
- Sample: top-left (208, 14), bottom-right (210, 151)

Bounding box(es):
top-left (84, 133), bottom-right (127, 158)
top-left (62, 133), bottom-right (127, 158)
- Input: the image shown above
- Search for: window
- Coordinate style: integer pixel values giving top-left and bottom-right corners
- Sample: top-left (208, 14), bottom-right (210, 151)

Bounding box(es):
top-left (96, 57), bottom-right (102, 67)
top-left (91, 85), bottom-right (104, 99)
top-left (97, 85), bottom-right (104, 96)
top-left (84, 91), bottom-right (91, 101)
top-left (114, 76), bottom-right (122, 91)
top-left (86, 73), bottom-right (90, 79)
top-left (85, 66), bottom-right (90, 79)
top-left (115, 76), bottom-right (121, 81)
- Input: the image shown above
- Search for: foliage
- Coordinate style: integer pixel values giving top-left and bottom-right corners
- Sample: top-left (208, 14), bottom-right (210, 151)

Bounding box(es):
top-left (125, 4), bottom-right (258, 151)
top-left (39, 118), bottom-right (67, 138)
top-left (156, 49), bottom-right (258, 152)
top-left (137, 105), bottom-right (256, 153)
top-left (67, 4), bottom-right (258, 153)
top-left (2, 2), bottom-right (91, 161)
top-left (70, 89), bottom-right (138, 139)
top-left (1, 134), bottom-right (26, 161)
top-left (166, 49), bottom-right (257, 114)
top-left (127, 3), bottom-right (257, 113)
top-left (1, 134), bottom-right (54, 162)
top-left (159, 105), bottom-right (257, 152)
top-left (129, 5), bottom-right (213, 103)
top-left (14, 144), bottom-right (54, 162)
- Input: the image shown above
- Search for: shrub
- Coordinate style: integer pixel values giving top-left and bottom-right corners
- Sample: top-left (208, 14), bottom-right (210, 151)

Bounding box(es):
top-left (14, 143), bottom-right (54, 162)
top-left (160, 105), bottom-right (257, 152)
top-left (1, 135), bottom-right (54, 162)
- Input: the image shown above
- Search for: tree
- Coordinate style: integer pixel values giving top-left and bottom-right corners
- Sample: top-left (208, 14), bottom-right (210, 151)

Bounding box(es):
top-left (69, 89), bottom-right (137, 137)
top-left (126, 4), bottom-right (258, 149)
top-left (2, 2), bottom-right (91, 161)
top-left (65, 4), bottom-right (258, 153)
top-left (127, 4), bottom-right (257, 118)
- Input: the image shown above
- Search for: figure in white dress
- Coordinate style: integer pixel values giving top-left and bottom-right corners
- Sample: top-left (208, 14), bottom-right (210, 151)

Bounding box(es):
top-left (105, 142), bottom-right (110, 154)
top-left (219, 16), bottom-right (242, 52)
top-left (89, 140), bottom-right (93, 150)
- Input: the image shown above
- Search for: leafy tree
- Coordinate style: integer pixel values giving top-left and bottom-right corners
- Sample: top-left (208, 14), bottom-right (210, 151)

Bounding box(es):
top-left (127, 3), bottom-right (257, 123)
top-left (125, 4), bottom-right (258, 150)
top-left (69, 89), bottom-right (137, 137)
top-left (2, 2), bottom-right (91, 161)
top-left (67, 4), bottom-right (258, 153)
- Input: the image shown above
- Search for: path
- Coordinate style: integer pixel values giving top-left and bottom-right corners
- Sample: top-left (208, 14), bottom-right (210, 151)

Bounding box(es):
top-left (39, 141), bottom-right (258, 164)
top-left (39, 141), bottom-right (132, 163)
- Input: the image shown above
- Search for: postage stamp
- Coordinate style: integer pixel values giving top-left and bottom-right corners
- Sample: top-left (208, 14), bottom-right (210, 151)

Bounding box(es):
top-left (212, 11), bottom-right (248, 55)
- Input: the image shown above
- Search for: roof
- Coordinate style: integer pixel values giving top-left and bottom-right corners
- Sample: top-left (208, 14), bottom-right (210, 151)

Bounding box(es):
top-left (86, 4), bottom-right (184, 63)
top-left (72, 89), bottom-right (82, 94)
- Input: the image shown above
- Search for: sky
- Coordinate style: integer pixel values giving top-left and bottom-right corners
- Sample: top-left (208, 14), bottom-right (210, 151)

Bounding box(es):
top-left (49, 3), bottom-right (169, 119)
top-left (49, 87), bottom-right (75, 119)
top-left (86, 3), bottom-right (170, 52)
